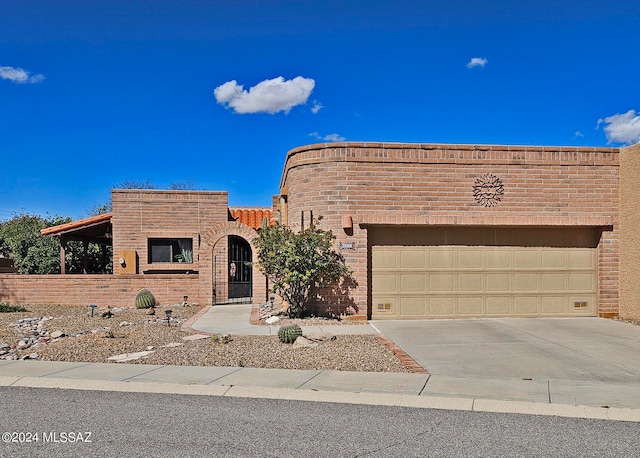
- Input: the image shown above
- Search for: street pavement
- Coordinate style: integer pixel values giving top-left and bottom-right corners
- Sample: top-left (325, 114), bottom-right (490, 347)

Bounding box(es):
top-left (1, 304), bottom-right (640, 422)
top-left (3, 386), bottom-right (640, 458)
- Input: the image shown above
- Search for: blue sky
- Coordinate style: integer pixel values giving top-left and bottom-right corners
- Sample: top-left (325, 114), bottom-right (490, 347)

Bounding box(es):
top-left (1, 0), bottom-right (639, 221)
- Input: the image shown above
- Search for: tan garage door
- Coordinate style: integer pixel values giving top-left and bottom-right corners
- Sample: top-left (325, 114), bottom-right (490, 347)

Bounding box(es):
top-left (372, 245), bottom-right (597, 319)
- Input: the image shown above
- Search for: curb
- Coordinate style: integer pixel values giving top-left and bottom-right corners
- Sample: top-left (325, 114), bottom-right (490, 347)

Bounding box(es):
top-left (3, 375), bottom-right (639, 423)
top-left (249, 302), bottom-right (261, 325)
top-left (375, 334), bottom-right (429, 374)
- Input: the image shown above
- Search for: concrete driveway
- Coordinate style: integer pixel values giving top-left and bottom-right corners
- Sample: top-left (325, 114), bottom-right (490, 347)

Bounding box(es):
top-left (371, 317), bottom-right (640, 408)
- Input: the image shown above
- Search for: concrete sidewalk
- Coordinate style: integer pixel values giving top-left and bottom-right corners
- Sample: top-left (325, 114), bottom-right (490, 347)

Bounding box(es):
top-left (2, 359), bottom-right (640, 423)
top-left (3, 305), bottom-right (639, 423)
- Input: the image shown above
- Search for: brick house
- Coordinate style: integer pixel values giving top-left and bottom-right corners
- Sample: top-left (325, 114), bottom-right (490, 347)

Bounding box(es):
top-left (0, 189), bottom-right (273, 308)
top-left (2, 141), bottom-right (640, 320)
top-left (279, 142), bottom-right (639, 320)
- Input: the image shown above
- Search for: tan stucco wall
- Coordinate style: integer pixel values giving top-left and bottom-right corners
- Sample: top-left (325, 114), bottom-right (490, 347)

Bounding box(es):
top-left (620, 143), bottom-right (640, 319)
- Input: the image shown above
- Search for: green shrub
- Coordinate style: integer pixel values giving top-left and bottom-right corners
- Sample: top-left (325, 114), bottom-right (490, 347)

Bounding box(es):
top-left (135, 289), bottom-right (156, 309)
top-left (0, 302), bottom-right (27, 313)
top-left (278, 324), bottom-right (302, 343)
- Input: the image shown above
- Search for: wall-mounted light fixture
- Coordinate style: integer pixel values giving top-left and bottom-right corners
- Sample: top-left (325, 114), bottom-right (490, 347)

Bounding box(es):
top-left (342, 216), bottom-right (353, 236)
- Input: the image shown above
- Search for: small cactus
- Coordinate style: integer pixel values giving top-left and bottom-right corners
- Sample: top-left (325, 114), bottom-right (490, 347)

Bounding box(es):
top-left (135, 289), bottom-right (156, 309)
top-left (278, 324), bottom-right (302, 344)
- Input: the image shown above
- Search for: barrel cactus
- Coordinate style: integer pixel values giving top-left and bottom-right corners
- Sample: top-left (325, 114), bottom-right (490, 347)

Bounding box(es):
top-left (135, 289), bottom-right (156, 309)
top-left (278, 324), bottom-right (302, 343)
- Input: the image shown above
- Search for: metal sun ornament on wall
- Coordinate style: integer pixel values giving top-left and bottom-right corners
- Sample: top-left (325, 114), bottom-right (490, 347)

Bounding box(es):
top-left (473, 173), bottom-right (504, 207)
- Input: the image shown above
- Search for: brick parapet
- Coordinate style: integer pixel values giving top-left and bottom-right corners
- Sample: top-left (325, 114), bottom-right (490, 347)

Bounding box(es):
top-left (281, 142), bottom-right (619, 187)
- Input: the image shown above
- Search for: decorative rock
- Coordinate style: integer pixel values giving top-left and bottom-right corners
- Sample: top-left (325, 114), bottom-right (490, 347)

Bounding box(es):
top-left (107, 350), bottom-right (154, 362)
top-left (146, 345), bottom-right (155, 351)
top-left (119, 321), bottom-right (133, 327)
top-left (304, 332), bottom-right (336, 342)
top-left (146, 307), bottom-right (156, 315)
top-left (22, 353), bottom-right (39, 360)
top-left (182, 334), bottom-right (210, 341)
top-left (101, 308), bottom-right (113, 318)
top-left (50, 331), bottom-right (65, 339)
top-left (265, 316), bottom-right (280, 325)
top-left (17, 341), bottom-right (31, 350)
top-left (292, 336), bottom-right (319, 348)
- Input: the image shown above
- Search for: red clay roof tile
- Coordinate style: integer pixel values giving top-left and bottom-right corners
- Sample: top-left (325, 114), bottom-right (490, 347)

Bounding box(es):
top-left (229, 208), bottom-right (276, 229)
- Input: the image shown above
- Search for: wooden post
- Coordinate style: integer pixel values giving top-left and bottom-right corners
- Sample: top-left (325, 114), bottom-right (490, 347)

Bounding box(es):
top-left (60, 236), bottom-right (66, 275)
top-left (83, 240), bottom-right (89, 274)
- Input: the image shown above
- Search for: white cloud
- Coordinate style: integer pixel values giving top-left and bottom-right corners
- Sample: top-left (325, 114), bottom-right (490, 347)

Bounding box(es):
top-left (309, 132), bottom-right (346, 142)
top-left (311, 100), bottom-right (323, 114)
top-left (597, 110), bottom-right (640, 145)
top-left (214, 76), bottom-right (315, 114)
top-left (466, 57), bottom-right (488, 69)
top-left (573, 131), bottom-right (584, 140)
top-left (0, 66), bottom-right (45, 84)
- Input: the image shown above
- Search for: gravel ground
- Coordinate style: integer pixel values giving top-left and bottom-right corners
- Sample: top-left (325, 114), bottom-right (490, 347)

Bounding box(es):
top-left (0, 304), bottom-right (408, 373)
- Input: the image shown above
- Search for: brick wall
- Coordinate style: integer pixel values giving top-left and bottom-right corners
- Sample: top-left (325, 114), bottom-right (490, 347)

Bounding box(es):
top-left (281, 142), bottom-right (620, 317)
top-left (0, 190), bottom-right (268, 308)
top-left (110, 189), bottom-right (267, 306)
top-left (0, 274), bottom-right (199, 307)
top-left (112, 189), bottom-right (229, 274)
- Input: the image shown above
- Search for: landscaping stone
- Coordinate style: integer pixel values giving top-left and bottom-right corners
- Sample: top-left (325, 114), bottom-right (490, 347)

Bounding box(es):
top-left (107, 351), bottom-right (154, 362)
top-left (182, 334), bottom-right (210, 341)
top-left (50, 331), bottom-right (65, 339)
top-left (292, 336), bottom-right (319, 348)
top-left (305, 332), bottom-right (336, 342)
top-left (265, 316), bottom-right (280, 325)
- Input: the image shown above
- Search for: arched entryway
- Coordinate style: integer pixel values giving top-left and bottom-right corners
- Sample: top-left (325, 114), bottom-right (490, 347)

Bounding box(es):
top-left (200, 221), bottom-right (267, 306)
top-left (228, 235), bottom-right (252, 303)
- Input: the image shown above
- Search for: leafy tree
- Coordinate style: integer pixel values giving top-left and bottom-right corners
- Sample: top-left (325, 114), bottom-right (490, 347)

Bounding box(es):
top-left (0, 213), bottom-right (68, 274)
top-left (254, 220), bottom-right (351, 318)
top-left (0, 213), bottom-right (112, 274)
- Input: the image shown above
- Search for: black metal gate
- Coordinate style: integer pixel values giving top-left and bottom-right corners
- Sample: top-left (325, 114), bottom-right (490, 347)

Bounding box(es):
top-left (228, 236), bottom-right (252, 303)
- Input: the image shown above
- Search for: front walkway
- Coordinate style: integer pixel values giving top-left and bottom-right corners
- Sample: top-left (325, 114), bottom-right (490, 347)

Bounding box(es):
top-left (186, 303), bottom-right (375, 336)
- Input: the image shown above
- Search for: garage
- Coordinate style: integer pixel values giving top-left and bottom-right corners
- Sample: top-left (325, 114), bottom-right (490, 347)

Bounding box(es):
top-left (370, 226), bottom-right (599, 319)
